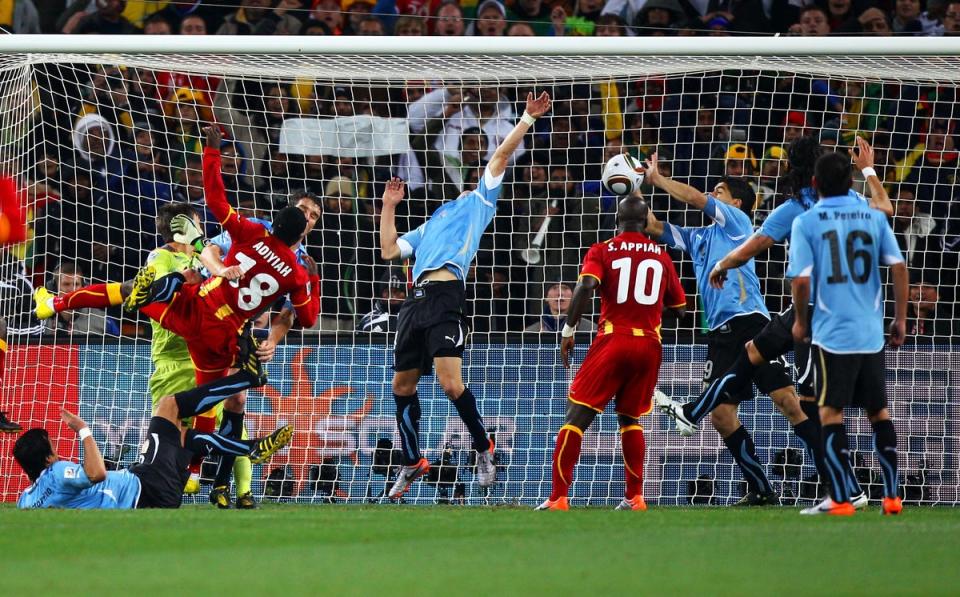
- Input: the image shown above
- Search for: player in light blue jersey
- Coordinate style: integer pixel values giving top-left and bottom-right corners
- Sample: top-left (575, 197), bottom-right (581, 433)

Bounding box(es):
top-left (643, 154), bottom-right (819, 506)
top-left (661, 137), bottom-right (892, 508)
top-left (788, 150), bottom-right (907, 516)
top-left (379, 91), bottom-right (552, 498)
top-left (15, 364), bottom-right (294, 510)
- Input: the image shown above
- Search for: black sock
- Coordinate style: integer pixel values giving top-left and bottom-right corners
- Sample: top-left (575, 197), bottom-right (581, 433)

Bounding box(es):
top-left (872, 419), bottom-right (899, 499)
top-left (174, 370), bottom-right (259, 418)
top-left (452, 387), bottom-right (491, 452)
top-left (684, 353), bottom-right (757, 424)
top-left (800, 400), bottom-right (821, 427)
top-left (213, 411), bottom-right (244, 488)
top-left (394, 393), bottom-right (422, 466)
top-left (822, 423), bottom-right (852, 503)
top-left (723, 425), bottom-right (773, 495)
top-left (792, 418), bottom-right (828, 487)
top-left (151, 272), bottom-right (184, 303)
top-left (184, 428), bottom-right (253, 457)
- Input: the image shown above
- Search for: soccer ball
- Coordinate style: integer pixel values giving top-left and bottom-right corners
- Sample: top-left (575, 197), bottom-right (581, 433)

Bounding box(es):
top-left (601, 153), bottom-right (645, 196)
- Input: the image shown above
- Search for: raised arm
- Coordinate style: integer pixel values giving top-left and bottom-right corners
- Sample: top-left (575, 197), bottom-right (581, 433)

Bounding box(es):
top-left (486, 91), bottom-right (551, 180)
top-left (559, 275), bottom-right (598, 369)
top-left (379, 178), bottom-right (406, 261)
top-left (850, 136), bottom-right (893, 217)
top-left (61, 408), bottom-right (106, 484)
top-left (202, 125), bottom-right (266, 240)
top-left (644, 152), bottom-right (708, 210)
top-left (288, 255), bottom-right (320, 329)
top-left (199, 243), bottom-right (243, 280)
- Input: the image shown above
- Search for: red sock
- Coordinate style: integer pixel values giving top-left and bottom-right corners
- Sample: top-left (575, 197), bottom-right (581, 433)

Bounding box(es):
top-left (550, 424), bottom-right (583, 501)
top-left (188, 412), bottom-right (218, 474)
top-left (620, 424), bottom-right (646, 500)
top-left (54, 283), bottom-right (124, 312)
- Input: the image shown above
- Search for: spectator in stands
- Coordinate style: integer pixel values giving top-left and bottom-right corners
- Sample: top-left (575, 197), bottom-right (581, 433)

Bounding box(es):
top-left (757, 144), bottom-right (787, 206)
top-left (172, 154), bottom-right (218, 236)
top-left (904, 282), bottom-right (954, 342)
top-left (313, 176), bottom-right (365, 332)
top-left (394, 15), bottom-right (426, 35)
top-left (433, 0), bottom-right (465, 36)
top-left (943, 2), bottom-right (960, 34)
top-left (891, 0), bottom-right (932, 34)
top-left (788, 5), bottom-right (830, 35)
top-left (164, 87), bottom-right (213, 171)
top-left (723, 143), bottom-right (756, 178)
top-left (507, 22), bottom-right (535, 35)
top-left (510, 0), bottom-right (552, 35)
top-left (473, 0), bottom-right (507, 36)
top-left (892, 184), bottom-right (937, 270)
top-left (143, 12), bottom-right (172, 34)
top-left (311, 0), bottom-right (344, 34)
top-left (632, 0), bottom-right (686, 35)
top-left (76, 66), bottom-right (135, 136)
top-left (895, 118), bottom-right (958, 231)
top-left (61, 0), bottom-right (140, 34)
top-left (179, 14), bottom-right (207, 35)
top-left (524, 283), bottom-right (595, 333)
top-left (216, 0), bottom-right (302, 35)
top-left (355, 15), bottom-right (384, 34)
top-left (0, 0), bottom-right (40, 33)
top-left (782, 110), bottom-right (807, 144)
top-left (594, 13), bottom-right (626, 35)
top-left (357, 271), bottom-right (407, 333)
top-left (341, 0), bottom-right (375, 34)
top-left (42, 262), bottom-right (115, 335)
top-left (846, 6), bottom-right (893, 34)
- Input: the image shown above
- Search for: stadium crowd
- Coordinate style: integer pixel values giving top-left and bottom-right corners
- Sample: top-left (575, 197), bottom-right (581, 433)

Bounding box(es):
top-left (0, 0), bottom-right (956, 344)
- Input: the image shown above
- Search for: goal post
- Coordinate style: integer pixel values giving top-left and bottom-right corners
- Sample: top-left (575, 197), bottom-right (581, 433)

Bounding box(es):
top-left (0, 36), bottom-right (957, 506)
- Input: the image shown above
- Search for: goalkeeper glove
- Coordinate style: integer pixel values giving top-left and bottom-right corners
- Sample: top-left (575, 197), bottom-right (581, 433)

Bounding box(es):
top-left (170, 214), bottom-right (208, 253)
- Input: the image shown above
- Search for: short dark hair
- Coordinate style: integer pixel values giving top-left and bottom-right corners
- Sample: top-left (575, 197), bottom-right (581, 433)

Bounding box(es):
top-left (55, 260), bottom-right (83, 278)
top-left (13, 428), bottom-right (54, 482)
top-left (814, 151), bottom-right (853, 197)
top-left (720, 176), bottom-right (756, 219)
top-left (156, 202), bottom-right (199, 244)
top-left (271, 205), bottom-right (307, 245)
top-left (289, 190), bottom-right (321, 211)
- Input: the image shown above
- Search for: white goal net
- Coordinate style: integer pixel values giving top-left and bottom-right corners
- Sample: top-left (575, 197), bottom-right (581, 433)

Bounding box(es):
top-left (0, 37), bottom-right (957, 506)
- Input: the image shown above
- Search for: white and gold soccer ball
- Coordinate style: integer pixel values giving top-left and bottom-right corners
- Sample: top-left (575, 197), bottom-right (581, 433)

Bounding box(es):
top-left (601, 153), bottom-right (645, 196)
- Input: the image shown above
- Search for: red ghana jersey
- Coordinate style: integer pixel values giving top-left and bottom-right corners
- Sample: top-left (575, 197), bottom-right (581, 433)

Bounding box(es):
top-left (200, 147), bottom-right (320, 329)
top-left (579, 231), bottom-right (686, 340)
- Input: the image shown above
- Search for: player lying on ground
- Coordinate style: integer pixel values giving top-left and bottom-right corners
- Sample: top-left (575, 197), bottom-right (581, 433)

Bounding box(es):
top-left (657, 136), bottom-right (891, 507)
top-left (14, 365), bottom-right (292, 509)
top-left (642, 155), bottom-right (826, 506)
top-left (379, 91), bottom-right (552, 498)
top-left (788, 150), bottom-right (906, 516)
top-left (537, 195), bottom-right (687, 511)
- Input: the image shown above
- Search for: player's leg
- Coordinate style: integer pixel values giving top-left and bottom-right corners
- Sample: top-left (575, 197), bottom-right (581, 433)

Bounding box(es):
top-left (0, 318), bottom-right (22, 433)
top-left (435, 354), bottom-right (495, 486)
top-left (233, 423), bottom-right (255, 509)
top-left (537, 401), bottom-right (597, 511)
top-left (710, 404), bottom-right (777, 505)
top-left (34, 279), bottom-right (125, 320)
top-left (859, 349), bottom-right (901, 515)
top-left (124, 267), bottom-right (185, 312)
top-left (616, 414), bottom-right (647, 511)
top-left (388, 368), bottom-right (428, 498)
top-left (801, 347), bottom-right (857, 516)
top-left (211, 390), bottom-right (247, 509)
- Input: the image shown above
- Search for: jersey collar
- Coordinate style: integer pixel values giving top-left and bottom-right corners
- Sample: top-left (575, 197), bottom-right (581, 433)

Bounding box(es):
top-left (819, 195), bottom-right (860, 207)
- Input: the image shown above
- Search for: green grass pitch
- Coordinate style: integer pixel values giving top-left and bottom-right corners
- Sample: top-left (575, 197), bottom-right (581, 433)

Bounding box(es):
top-left (2, 504), bottom-right (958, 595)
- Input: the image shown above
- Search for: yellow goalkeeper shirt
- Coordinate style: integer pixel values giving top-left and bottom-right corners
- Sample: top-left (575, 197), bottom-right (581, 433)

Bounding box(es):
top-left (144, 246), bottom-right (197, 364)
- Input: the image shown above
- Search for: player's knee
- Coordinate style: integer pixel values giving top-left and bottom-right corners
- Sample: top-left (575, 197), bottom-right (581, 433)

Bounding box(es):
top-left (710, 407), bottom-right (739, 436)
top-left (617, 414), bottom-right (640, 429)
top-left (439, 376), bottom-right (464, 400)
top-left (565, 403), bottom-right (596, 430)
top-left (819, 406), bottom-right (843, 425)
top-left (224, 393), bottom-right (246, 413)
top-left (770, 387), bottom-right (803, 420)
top-left (156, 395), bottom-right (178, 420)
top-left (391, 375), bottom-right (417, 396)
top-left (867, 408), bottom-right (890, 424)
top-left (745, 341), bottom-right (765, 366)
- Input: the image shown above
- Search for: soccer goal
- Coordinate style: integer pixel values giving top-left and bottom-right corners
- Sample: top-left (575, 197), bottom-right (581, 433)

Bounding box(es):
top-left (0, 36), bottom-right (956, 506)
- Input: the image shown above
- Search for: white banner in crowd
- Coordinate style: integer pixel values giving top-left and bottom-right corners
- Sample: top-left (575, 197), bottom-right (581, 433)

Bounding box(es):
top-left (279, 116), bottom-right (411, 158)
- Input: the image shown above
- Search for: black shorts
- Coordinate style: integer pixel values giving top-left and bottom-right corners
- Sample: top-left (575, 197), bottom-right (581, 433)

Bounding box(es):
top-left (706, 314), bottom-right (792, 404)
top-left (394, 280), bottom-right (468, 375)
top-left (751, 305), bottom-right (815, 398)
top-left (812, 346), bottom-right (888, 412)
top-left (129, 417), bottom-right (190, 509)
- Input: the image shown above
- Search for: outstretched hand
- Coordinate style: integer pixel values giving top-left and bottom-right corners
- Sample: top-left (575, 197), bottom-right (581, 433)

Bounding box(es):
top-left (644, 151), bottom-right (662, 186)
top-left (204, 125), bottom-right (222, 150)
top-left (61, 407), bottom-right (88, 433)
top-left (382, 177), bottom-right (406, 208)
top-left (525, 91), bottom-right (552, 119)
top-left (849, 136), bottom-right (875, 173)
top-left (560, 335), bottom-right (574, 369)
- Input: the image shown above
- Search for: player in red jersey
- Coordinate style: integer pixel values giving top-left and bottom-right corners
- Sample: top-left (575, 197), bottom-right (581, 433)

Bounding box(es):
top-left (536, 194), bottom-right (687, 511)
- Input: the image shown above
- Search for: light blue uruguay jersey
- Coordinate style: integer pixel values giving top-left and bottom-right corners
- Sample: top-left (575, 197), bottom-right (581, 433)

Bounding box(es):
top-left (787, 194), bottom-right (904, 354)
top-left (397, 169), bottom-right (504, 282)
top-left (18, 461), bottom-right (140, 509)
top-left (759, 187), bottom-right (866, 243)
top-left (210, 217), bottom-right (308, 265)
top-left (658, 196), bottom-right (767, 330)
